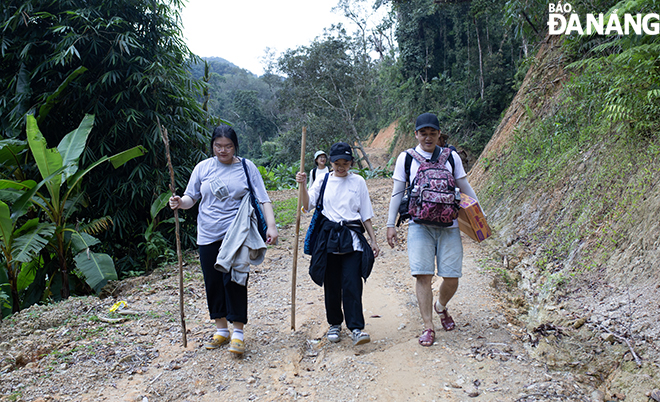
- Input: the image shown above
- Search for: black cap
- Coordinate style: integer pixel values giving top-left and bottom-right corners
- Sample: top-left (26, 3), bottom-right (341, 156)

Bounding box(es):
top-left (415, 113), bottom-right (440, 131)
top-left (329, 142), bottom-right (353, 162)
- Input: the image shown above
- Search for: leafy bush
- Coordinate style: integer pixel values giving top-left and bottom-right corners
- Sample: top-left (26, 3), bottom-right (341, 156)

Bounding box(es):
top-left (258, 163), bottom-right (299, 191)
top-left (351, 167), bottom-right (393, 180)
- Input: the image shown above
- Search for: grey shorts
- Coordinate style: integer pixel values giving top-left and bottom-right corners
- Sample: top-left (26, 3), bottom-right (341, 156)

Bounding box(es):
top-left (407, 221), bottom-right (463, 277)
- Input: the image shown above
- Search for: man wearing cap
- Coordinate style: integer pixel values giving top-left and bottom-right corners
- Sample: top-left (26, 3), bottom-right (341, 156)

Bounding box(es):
top-left (385, 113), bottom-right (480, 347)
top-left (308, 150), bottom-right (330, 188)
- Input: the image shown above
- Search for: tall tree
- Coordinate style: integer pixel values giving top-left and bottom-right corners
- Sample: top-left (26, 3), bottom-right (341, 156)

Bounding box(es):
top-left (389, 0), bottom-right (525, 154)
top-left (1, 0), bottom-right (210, 273)
top-left (277, 26), bottom-right (380, 168)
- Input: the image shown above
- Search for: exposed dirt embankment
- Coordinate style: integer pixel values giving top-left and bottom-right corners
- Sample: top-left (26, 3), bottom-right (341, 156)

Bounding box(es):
top-left (469, 34), bottom-right (660, 401)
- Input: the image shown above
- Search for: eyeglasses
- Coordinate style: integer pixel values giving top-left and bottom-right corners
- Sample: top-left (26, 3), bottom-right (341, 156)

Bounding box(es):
top-left (213, 144), bottom-right (234, 151)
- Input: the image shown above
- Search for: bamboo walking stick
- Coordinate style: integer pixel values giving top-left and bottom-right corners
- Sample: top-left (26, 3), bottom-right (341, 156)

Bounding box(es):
top-left (157, 118), bottom-right (187, 347)
top-left (291, 127), bottom-right (307, 330)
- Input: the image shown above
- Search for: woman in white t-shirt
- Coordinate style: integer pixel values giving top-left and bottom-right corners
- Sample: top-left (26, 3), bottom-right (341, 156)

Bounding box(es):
top-left (296, 142), bottom-right (379, 347)
top-left (308, 150), bottom-right (330, 188)
top-left (169, 125), bottom-right (278, 355)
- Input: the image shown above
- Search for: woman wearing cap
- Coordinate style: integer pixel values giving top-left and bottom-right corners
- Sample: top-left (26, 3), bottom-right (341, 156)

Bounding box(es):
top-left (308, 150), bottom-right (330, 188)
top-left (169, 124), bottom-right (278, 355)
top-left (295, 142), bottom-right (380, 347)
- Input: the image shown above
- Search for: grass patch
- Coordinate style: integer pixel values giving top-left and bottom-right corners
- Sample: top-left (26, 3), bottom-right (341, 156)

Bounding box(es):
top-left (272, 197), bottom-right (298, 228)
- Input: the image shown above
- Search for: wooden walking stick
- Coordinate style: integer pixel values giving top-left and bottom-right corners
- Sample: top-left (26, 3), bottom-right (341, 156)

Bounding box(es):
top-left (291, 127), bottom-right (307, 330)
top-left (157, 117), bottom-right (187, 347)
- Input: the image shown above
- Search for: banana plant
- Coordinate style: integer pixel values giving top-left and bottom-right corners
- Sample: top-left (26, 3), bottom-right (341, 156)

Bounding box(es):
top-left (14, 114), bottom-right (146, 299)
top-left (0, 140), bottom-right (60, 314)
top-left (0, 199), bottom-right (55, 313)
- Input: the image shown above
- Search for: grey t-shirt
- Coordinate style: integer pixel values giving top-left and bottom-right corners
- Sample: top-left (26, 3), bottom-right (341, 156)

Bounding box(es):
top-left (184, 157), bottom-right (270, 245)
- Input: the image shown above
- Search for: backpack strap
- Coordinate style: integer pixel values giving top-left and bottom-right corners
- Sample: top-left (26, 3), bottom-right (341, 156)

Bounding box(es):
top-left (404, 152), bottom-right (413, 185)
top-left (316, 172), bottom-right (330, 210)
top-left (311, 166), bottom-right (317, 182)
top-left (406, 146), bottom-right (456, 182)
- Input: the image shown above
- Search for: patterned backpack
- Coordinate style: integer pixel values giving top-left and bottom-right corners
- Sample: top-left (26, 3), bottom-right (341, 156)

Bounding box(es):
top-left (406, 146), bottom-right (461, 227)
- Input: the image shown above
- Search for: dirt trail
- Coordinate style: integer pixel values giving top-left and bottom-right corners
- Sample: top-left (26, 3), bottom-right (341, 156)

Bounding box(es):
top-left (1, 178), bottom-right (595, 402)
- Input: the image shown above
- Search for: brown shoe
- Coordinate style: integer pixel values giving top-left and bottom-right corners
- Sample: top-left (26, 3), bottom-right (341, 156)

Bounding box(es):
top-left (418, 328), bottom-right (435, 346)
top-left (434, 301), bottom-right (456, 331)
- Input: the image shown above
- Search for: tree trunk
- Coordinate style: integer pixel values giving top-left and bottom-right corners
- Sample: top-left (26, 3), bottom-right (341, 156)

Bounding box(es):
top-left (353, 140), bottom-right (372, 170)
top-left (474, 18), bottom-right (485, 100)
top-left (347, 116), bottom-right (373, 170)
top-left (7, 264), bottom-right (20, 314)
top-left (58, 234), bottom-right (70, 299)
top-left (486, 22), bottom-right (492, 56)
top-left (11, 286), bottom-right (19, 313)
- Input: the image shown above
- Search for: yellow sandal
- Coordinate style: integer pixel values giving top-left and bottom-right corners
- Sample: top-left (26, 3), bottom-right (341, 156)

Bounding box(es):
top-left (228, 338), bottom-right (245, 355)
top-left (204, 334), bottom-right (229, 350)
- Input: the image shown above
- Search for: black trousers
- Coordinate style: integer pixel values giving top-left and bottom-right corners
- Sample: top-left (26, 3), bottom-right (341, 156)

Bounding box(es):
top-left (324, 251), bottom-right (365, 331)
top-left (198, 241), bottom-right (248, 324)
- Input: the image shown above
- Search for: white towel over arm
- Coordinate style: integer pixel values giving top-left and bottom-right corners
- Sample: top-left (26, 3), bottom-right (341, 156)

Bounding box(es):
top-left (215, 193), bottom-right (267, 286)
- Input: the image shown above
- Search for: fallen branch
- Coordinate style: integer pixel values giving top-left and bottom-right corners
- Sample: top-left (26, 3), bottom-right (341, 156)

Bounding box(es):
top-left (98, 316), bottom-right (129, 324)
top-left (597, 324), bottom-right (642, 368)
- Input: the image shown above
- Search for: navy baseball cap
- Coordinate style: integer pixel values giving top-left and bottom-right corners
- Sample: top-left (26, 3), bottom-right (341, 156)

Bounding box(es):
top-left (415, 113), bottom-right (440, 131)
top-left (329, 142), bottom-right (353, 162)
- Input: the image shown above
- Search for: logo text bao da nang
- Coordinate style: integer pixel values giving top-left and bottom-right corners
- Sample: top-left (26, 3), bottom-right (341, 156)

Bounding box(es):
top-left (548, 2), bottom-right (660, 35)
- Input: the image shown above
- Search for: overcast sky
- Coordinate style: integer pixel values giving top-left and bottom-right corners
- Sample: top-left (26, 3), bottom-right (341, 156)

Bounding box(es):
top-left (180, 0), bottom-right (356, 75)
top-left (180, 0), bottom-right (390, 76)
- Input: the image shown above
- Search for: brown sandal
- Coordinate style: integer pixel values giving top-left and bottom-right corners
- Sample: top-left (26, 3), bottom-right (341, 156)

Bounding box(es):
top-left (418, 328), bottom-right (435, 346)
top-left (434, 301), bottom-right (456, 331)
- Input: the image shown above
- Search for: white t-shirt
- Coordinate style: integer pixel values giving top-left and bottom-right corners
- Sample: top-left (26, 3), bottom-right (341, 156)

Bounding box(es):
top-left (308, 166), bottom-right (330, 188)
top-left (307, 172), bottom-right (373, 251)
top-left (184, 157), bottom-right (270, 245)
top-left (391, 145), bottom-right (467, 228)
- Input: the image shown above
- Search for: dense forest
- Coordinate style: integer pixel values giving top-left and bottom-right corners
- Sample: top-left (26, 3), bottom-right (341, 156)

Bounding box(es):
top-left (1, 0), bottom-right (659, 320)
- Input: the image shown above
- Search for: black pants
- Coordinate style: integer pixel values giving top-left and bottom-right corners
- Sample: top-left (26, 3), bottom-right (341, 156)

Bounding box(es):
top-left (324, 251), bottom-right (364, 331)
top-left (198, 241), bottom-right (248, 324)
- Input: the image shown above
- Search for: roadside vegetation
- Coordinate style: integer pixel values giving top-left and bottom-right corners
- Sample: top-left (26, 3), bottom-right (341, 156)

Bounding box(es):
top-left (479, 0), bottom-right (660, 292)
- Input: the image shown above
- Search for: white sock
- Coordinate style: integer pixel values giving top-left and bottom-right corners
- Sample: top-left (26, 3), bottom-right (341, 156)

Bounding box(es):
top-left (232, 329), bottom-right (244, 341)
top-left (215, 328), bottom-right (230, 338)
top-left (436, 301), bottom-right (446, 312)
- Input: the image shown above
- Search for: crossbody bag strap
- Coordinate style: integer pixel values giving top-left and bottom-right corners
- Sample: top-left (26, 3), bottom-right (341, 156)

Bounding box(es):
top-left (317, 172), bottom-right (330, 210)
top-left (241, 158), bottom-right (256, 199)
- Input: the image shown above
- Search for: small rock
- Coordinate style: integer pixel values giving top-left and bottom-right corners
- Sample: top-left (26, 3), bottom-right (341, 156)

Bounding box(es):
top-left (467, 389), bottom-right (480, 397)
top-left (649, 389), bottom-right (660, 402)
top-left (573, 317), bottom-right (587, 329)
top-left (590, 390), bottom-right (605, 402)
top-left (600, 333), bottom-right (615, 343)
